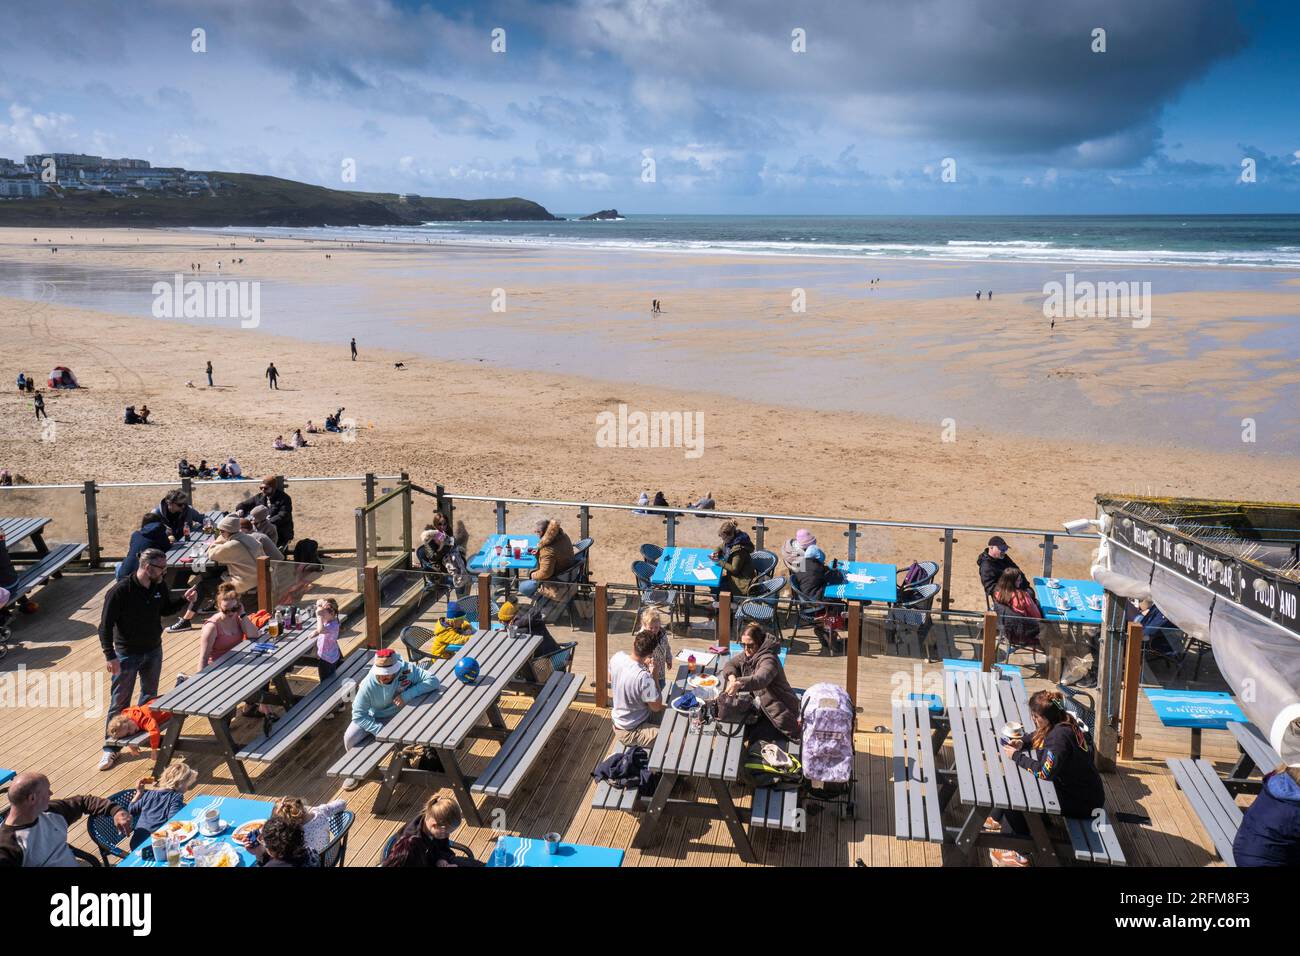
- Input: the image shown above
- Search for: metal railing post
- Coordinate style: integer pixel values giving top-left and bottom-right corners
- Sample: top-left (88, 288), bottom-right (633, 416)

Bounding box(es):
top-left (1041, 533), bottom-right (1057, 577)
top-left (181, 476), bottom-right (193, 500)
top-left (846, 522), bottom-right (859, 561)
top-left (364, 473), bottom-right (377, 561)
top-left (495, 500), bottom-right (508, 534)
top-left (752, 517), bottom-right (766, 550)
top-left (940, 528), bottom-right (956, 618)
top-left (400, 472), bottom-right (412, 564)
top-left (354, 508), bottom-right (366, 591)
top-left (578, 505), bottom-right (590, 541)
top-left (664, 512), bottom-right (677, 548)
top-left (82, 480), bottom-right (101, 568)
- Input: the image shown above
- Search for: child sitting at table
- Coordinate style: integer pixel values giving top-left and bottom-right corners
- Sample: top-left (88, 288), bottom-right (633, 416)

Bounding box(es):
top-left (429, 601), bottom-right (475, 658)
top-left (313, 597), bottom-right (343, 684)
top-left (382, 792), bottom-right (483, 867)
top-left (272, 795), bottom-right (347, 855)
top-left (128, 759), bottom-right (199, 849)
top-left (107, 697), bottom-right (174, 754)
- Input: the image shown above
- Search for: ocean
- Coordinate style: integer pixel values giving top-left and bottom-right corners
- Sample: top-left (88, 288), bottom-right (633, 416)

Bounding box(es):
top-left (213, 214), bottom-right (1300, 269)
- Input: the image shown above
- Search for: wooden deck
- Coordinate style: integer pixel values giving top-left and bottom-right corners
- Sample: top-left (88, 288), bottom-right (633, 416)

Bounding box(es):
top-left (0, 570), bottom-right (1250, 867)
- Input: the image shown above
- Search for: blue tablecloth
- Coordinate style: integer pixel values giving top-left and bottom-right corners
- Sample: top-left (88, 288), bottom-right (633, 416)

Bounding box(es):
top-left (942, 658), bottom-right (1024, 677)
top-left (486, 835), bottom-right (623, 868)
top-left (1033, 577), bottom-right (1103, 625)
top-left (467, 534), bottom-right (540, 572)
top-left (1143, 688), bottom-right (1246, 729)
top-left (909, 693), bottom-right (944, 714)
top-left (118, 795), bottom-right (276, 867)
top-left (822, 561), bottom-right (898, 603)
top-left (651, 547), bottom-right (721, 587)
top-left (0, 769), bottom-right (14, 788)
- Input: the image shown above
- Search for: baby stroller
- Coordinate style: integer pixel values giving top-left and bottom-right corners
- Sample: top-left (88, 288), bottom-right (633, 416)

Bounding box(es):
top-left (799, 682), bottom-right (856, 819)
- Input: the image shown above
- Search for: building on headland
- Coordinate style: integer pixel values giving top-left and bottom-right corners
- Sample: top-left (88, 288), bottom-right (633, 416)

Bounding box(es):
top-left (0, 154), bottom-right (214, 199)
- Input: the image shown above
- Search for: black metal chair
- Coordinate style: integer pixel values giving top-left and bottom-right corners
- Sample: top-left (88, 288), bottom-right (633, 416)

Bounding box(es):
top-left (86, 788), bottom-right (138, 866)
top-left (319, 809), bottom-right (355, 867)
top-left (888, 582), bottom-right (942, 659)
top-left (379, 825), bottom-right (476, 866)
top-left (399, 624), bottom-right (435, 663)
top-left (632, 560), bottom-right (676, 625)
top-left (734, 576), bottom-right (787, 644)
top-left (639, 543), bottom-right (663, 565)
top-left (749, 550), bottom-right (778, 584)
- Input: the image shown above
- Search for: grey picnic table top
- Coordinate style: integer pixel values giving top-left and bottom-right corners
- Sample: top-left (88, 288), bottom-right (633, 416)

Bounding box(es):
top-left (150, 621), bottom-right (318, 718)
top-left (0, 517), bottom-right (51, 549)
top-left (647, 658), bottom-right (746, 782)
top-left (1228, 721), bottom-right (1281, 772)
top-left (945, 668), bottom-right (1060, 815)
top-left (376, 628), bottom-right (541, 749)
top-left (165, 512), bottom-right (224, 567)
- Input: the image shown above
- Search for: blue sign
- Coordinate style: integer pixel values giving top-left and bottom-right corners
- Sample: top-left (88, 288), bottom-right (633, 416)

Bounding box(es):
top-left (1143, 688), bottom-right (1245, 729)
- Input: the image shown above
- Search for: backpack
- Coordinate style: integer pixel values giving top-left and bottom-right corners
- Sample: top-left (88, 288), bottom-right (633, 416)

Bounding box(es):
top-left (742, 742), bottom-right (803, 791)
top-left (901, 561), bottom-right (926, 587)
top-left (799, 682), bottom-right (854, 784)
top-left (442, 547), bottom-right (472, 592)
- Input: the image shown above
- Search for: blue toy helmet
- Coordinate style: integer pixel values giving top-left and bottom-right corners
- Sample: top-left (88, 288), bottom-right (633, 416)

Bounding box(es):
top-left (454, 656), bottom-right (480, 685)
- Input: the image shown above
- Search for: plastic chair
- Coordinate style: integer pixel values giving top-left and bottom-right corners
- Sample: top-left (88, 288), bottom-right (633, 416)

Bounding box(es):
top-left (86, 788), bottom-right (138, 866)
top-left (379, 825), bottom-right (476, 866)
top-left (639, 543), bottom-right (664, 565)
top-left (319, 810), bottom-right (355, 867)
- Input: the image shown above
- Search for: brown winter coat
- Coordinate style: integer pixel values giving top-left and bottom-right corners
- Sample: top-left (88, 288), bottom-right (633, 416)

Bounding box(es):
top-left (530, 520), bottom-right (576, 601)
top-left (720, 636), bottom-right (800, 739)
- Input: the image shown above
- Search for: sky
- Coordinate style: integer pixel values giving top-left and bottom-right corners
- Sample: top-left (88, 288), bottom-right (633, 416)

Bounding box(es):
top-left (0, 0), bottom-right (1298, 215)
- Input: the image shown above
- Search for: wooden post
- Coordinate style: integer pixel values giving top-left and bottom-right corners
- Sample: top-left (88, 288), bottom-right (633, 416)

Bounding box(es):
top-left (82, 480), bottom-right (101, 568)
top-left (718, 592), bottom-right (731, 648)
top-left (257, 555), bottom-right (273, 613)
top-left (981, 611), bottom-right (998, 671)
top-left (1118, 621), bottom-right (1144, 760)
top-left (364, 564), bottom-right (381, 650)
top-left (846, 602), bottom-right (861, 708)
top-left (477, 573), bottom-right (492, 632)
top-left (594, 584), bottom-right (609, 708)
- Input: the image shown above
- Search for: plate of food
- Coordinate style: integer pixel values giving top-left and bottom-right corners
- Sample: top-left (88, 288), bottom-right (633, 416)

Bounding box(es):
top-left (231, 820), bottom-right (266, 847)
top-left (181, 837), bottom-right (219, 861)
top-left (688, 674), bottom-right (720, 690)
top-left (162, 819), bottom-right (198, 843)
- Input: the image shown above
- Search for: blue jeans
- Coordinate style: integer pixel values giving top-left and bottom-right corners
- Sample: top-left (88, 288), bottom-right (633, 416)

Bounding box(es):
top-left (103, 645), bottom-right (164, 751)
top-left (519, 579), bottom-right (540, 598)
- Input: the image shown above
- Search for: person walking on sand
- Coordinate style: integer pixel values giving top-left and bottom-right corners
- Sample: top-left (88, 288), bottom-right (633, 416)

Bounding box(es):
top-left (265, 362), bottom-right (279, 390)
top-left (205, 360), bottom-right (213, 387)
top-left (976, 290), bottom-right (981, 301)
top-left (33, 391), bottom-right (47, 420)
top-left (350, 338), bottom-right (357, 361)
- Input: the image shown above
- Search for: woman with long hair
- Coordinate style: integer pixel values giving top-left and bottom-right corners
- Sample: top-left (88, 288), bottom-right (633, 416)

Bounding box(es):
top-left (988, 689), bottom-right (1105, 867)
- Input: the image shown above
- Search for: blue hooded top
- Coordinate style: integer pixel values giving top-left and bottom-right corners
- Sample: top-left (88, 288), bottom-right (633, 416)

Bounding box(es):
top-left (1232, 769), bottom-right (1300, 867)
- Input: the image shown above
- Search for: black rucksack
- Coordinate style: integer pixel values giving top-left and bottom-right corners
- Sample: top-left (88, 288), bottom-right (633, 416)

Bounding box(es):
top-left (292, 538), bottom-right (323, 569)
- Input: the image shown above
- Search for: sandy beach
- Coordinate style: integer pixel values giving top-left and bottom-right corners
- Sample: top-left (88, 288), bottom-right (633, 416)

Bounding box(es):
top-left (1, 229), bottom-right (1297, 608)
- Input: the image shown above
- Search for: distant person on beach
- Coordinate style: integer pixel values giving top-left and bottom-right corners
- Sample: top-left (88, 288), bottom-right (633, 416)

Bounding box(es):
top-left (25, 375), bottom-right (33, 394)
top-left (686, 491), bottom-right (715, 512)
top-left (16, 373), bottom-right (26, 391)
top-left (350, 338), bottom-right (357, 361)
top-left (33, 391), bottom-right (46, 420)
top-left (226, 457), bottom-right (242, 478)
top-left (206, 360), bottom-right (213, 387)
top-left (988, 290), bottom-right (993, 299)
top-left (138, 404), bottom-right (151, 424)
top-left (306, 421), bottom-right (319, 434)
top-left (265, 363), bottom-right (279, 389)
top-left (273, 435), bottom-right (291, 451)
top-left (975, 291), bottom-right (981, 301)
top-left (292, 429), bottom-right (309, 448)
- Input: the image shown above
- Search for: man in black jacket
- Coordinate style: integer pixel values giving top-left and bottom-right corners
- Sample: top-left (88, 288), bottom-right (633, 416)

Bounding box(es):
top-left (977, 536), bottom-right (1030, 598)
top-left (1, 773), bottom-right (131, 867)
top-left (237, 476), bottom-right (294, 550)
top-left (97, 548), bottom-right (196, 771)
top-left (152, 489), bottom-right (205, 543)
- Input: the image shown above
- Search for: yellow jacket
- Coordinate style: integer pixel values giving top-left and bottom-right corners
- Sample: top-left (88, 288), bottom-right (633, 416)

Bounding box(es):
top-left (429, 617), bottom-right (474, 658)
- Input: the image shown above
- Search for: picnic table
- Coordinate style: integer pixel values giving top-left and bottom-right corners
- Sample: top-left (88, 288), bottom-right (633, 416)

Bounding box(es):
top-left (1142, 688), bottom-right (1245, 760)
top-left (1225, 720), bottom-right (1282, 794)
top-left (117, 795), bottom-right (275, 867)
top-left (466, 533), bottom-right (540, 573)
top-left (369, 627), bottom-right (544, 824)
top-left (487, 835), bottom-right (623, 868)
top-left (0, 517), bottom-right (51, 558)
top-left (823, 560), bottom-right (898, 604)
top-left (630, 659), bottom-right (757, 863)
top-left (1032, 577), bottom-right (1103, 626)
top-left (650, 547), bottom-right (721, 625)
top-left (146, 614), bottom-right (322, 791)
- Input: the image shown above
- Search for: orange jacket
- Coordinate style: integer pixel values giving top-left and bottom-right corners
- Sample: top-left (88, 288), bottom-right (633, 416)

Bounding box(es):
top-left (119, 699), bottom-right (173, 749)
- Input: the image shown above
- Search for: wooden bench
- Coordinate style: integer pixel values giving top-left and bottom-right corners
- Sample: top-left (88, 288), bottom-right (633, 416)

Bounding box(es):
top-left (237, 651), bottom-right (372, 765)
top-left (750, 739), bottom-right (804, 832)
top-left (327, 739), bottom-right (397, 785)
top-left (591, 743), bottom-right (650, 812)
top-left (2, 542), bottom-right (86, 605)
top-left (471, 670), bottom-right (584, 799)
top-left (891, 700), bottom-right (944, 843)
top-left (1064, 809), bottom-right (1127, 865)
top-left (1168, 757), bottom-right (1242, 866)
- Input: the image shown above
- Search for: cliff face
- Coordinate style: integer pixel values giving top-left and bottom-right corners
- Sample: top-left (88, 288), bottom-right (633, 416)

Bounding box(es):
top-left (0, 172), bottom-right (561, 226)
